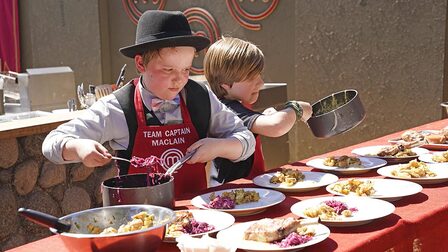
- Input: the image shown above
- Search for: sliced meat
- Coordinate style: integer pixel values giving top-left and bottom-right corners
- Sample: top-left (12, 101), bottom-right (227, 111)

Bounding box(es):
top-left (243, 218), bottom-right (302, 243)
top-left (377, 145), bottom-right (400, 156)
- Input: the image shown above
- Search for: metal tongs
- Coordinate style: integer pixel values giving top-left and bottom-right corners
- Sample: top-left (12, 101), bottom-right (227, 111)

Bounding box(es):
top-left (165, 150), bottom-right (196, 176)
top-left (116, 64), bottom-right (127, 89)
top-left (77, 83), bottom-right (87, 109)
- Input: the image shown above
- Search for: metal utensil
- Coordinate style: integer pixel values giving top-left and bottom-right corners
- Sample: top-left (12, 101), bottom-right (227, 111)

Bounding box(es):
top-left (116, 64), bottom-right (127, 89)
top-left (111, 156), bottom-right (131, 163)
top-left (165, 150), bottom-right (195, 176)
top-left (67, 99), bottom-right (76, 112)
top-left (102, 173), bottom-right (175, 209)
top-left (77, 83), bottom-right (87, 109)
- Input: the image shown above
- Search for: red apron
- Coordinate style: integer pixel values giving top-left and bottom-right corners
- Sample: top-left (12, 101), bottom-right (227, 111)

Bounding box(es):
top-left (247, 135), bottom-right (266, 179)
top-left (128, 85), bottom-right (207, 196)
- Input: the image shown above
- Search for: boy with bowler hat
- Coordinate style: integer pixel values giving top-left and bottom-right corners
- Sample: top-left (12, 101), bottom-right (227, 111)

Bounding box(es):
top-left (42, 11), bottom-right (255, 196)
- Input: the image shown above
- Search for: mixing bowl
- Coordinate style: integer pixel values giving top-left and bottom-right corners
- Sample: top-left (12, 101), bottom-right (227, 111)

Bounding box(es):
top-left (19, 204), bottom-right (175, 252)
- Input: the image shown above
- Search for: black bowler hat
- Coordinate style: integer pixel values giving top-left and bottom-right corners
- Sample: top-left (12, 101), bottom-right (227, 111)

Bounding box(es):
top-left (120, 10), bottom-right (210, 58)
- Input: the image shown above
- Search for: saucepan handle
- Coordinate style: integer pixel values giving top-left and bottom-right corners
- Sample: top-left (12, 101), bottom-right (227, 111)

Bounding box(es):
top-left (18, 208), bottom-right (71, 233)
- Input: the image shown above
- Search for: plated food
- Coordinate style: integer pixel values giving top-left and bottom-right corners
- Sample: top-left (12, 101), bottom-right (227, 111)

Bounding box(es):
top-left (375, 144), bottom-right (416, 158)
top-left (326, 178), bottom-right (423, 202)
top-left (207, 189), bottom-right (260, 209)
top-left (191, 188), bottom-right (286, 216)
top-left (351, 145), bottom-right (429, 164)
top-left (302, 199), bottom-right (358, 220)
top-left (216, 218), bottom-right (330, 251)
top-left (390, 160), bottom-right (436, 178)
top-left (253, 171), bottom-right (339, 192)
top-left (377, 162), bottom-right (448, 184)
top-left (323, 155), bottom-right (362, 168)
top-left (269, 168), bottom-right (305, 186)
top-left (291, 196), bottom-right (395, 227)
top-left (419, 151), bottom-right (448, 163)
top-left (164, 210), bottom-right (235, 242)
top-left (389, 130), bottom-right (448, 150)
top-left (327, 179), bottom-right (375, 196)
top-left (306, 156), bottom-right (387, 175)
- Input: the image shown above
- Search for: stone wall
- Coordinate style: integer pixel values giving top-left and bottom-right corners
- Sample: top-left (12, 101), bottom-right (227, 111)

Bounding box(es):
top-left (0, 135), bottom-right (117, 250)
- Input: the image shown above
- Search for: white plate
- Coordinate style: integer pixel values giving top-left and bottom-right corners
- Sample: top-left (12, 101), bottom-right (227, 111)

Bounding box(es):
top-left (388, 130), bottom-right (448, 151)
top-left (191, 188), bottom-right (286, 217)
top-left (351, 145), bottom-right (429, 164)
top-left (377, 163), bottom-right (448, 184)
top-left (253, 171), bottom-right (339, 192)
top-left (290, 196), bottom-right (395, 227)
top-left (164, 209), bottom-right (235, 243)
top-left (216, 221), bottom-right (330, 252)
top-left (306, 156), bottom-right (387, 175)
top-left (418, 152), bottom-right (448, 164)
top-left (418, 143), bottom-right (448, 151)
top-left (326, 179), bottom-right (423, 202)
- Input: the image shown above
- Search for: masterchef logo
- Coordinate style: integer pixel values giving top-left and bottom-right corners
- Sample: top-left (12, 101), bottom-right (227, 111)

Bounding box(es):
top-left (160, 148), bottom-right (184, 172)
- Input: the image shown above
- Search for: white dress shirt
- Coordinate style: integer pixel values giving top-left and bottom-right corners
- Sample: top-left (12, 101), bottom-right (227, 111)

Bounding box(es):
top-left (42, 79), bottom-right (255, 186)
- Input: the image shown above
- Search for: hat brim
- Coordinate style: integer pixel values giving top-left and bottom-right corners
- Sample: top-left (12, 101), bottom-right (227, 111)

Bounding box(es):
top-left (119, 35), bottom-right (210, 58)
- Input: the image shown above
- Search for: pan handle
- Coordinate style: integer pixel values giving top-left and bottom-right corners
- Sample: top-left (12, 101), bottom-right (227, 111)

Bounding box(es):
top-left (18, 208), bottom-right (71, 233)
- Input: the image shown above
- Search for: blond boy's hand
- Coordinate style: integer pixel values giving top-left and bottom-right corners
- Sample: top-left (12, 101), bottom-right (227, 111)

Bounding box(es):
top-left (63, 139), bottom-right (112, 167)
top-left (262, 107), bottom-right (278, 115)
top-left (297, 101), bottom-right (312, 122)
top-left (284, 100), bottom-right (313, 122)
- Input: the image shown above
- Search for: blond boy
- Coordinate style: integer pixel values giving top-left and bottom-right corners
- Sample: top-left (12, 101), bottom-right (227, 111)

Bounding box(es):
top-left (204, 37), bottom-right (312, 182)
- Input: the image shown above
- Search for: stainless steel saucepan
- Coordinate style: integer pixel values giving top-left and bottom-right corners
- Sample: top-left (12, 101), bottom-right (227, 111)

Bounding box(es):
top-left (18, 204), bottom-right (175, 252)
top-left (307, 89), bottom-right (365, 138)
top-left (102, 173), bottom-right (175, 209)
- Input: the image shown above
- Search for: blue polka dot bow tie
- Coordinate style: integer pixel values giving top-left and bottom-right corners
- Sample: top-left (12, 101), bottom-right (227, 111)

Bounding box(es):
top-left (151, 96), bottom-right (180, 113)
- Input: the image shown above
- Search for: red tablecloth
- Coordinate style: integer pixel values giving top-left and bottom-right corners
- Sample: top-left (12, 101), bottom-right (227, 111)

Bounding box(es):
top-left (8, 119), bottom-right (448, 252)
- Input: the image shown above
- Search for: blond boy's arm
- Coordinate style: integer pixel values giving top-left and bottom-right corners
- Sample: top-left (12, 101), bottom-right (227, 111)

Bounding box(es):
top-left (251, 108), bottom-right (297, 137)
top-left (251, 101), bottom-right (312, 137)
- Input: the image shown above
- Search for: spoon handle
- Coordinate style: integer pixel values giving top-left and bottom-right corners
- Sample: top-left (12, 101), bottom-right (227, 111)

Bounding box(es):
top-left (18, 208), bottom-right (71, 233)
top-left (165, 150), bottom-right (195, 176)
top-left (111, 156), bottom-right (131, 163)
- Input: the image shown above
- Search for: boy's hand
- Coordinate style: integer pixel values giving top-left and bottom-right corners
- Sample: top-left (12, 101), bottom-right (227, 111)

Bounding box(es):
top-left (185, 138), bottom-right (221, 163)
top-left (186, 138), bottom-right (243, 164)
top-left (284, 100), bottom-right (313, 122)
top-left (297, 101), bottom-right (312, 122)
top-left (63, 139), bottom-right (112, 167)
top-left (262, 107), bottom-right (277, 115)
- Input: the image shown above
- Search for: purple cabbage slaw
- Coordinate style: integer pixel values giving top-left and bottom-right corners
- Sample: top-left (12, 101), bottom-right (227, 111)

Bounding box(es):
top-left (275, 232), bottom-right (313, 248)
top-left (130, 155), bottom-right (162, 171)
top-left (206, 196), bottom-right (236, 209)
top-left (324, 199), bottom-right (358, 214)
top-left (183, 219), bottom-right (215, 234)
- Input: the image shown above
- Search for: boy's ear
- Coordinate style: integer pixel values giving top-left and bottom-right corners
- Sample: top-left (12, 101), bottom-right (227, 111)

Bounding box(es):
top-left (135, 55), bottom-right (146, 73)
top-left (221, 83), bottom-right (231, 91)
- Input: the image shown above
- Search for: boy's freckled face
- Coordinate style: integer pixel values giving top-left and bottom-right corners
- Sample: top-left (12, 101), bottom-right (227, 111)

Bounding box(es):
top-left (143, 46), bottom-right (195, 100)
top-left (226, 74), bottom-right (264, 105)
